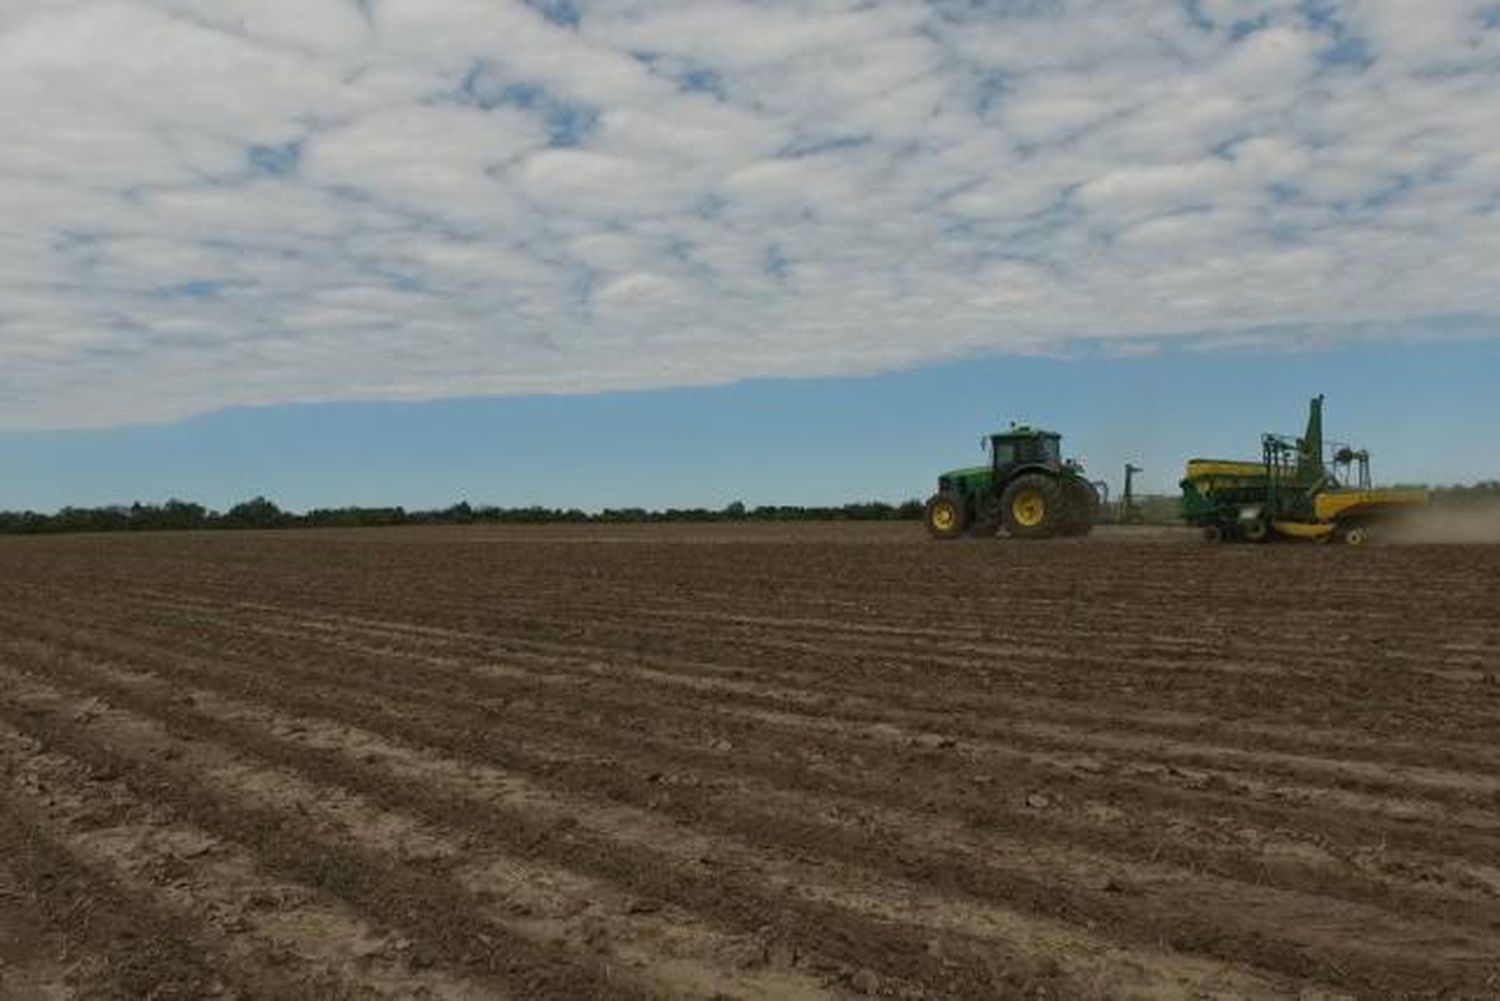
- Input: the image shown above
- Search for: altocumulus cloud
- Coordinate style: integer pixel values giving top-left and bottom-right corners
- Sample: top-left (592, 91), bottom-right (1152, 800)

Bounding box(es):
top-left (2, 0), bottom-right (1498, 428)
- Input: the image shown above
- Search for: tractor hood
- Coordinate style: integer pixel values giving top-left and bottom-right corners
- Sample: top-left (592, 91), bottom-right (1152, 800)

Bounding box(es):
top-left (937, 466), bottom-right (993, 492)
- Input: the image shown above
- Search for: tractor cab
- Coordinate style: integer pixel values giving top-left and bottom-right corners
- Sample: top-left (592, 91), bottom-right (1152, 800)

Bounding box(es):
top-left (989, 426), bottom-right (1062, 474)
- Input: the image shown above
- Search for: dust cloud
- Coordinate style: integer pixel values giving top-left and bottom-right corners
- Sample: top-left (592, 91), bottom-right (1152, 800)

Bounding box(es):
top-left (1386, 505), bottom-right (1500, 545)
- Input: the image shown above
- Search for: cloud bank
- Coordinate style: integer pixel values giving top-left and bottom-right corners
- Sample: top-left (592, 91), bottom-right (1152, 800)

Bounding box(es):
top-left (2, 0), bottom-right (1498, 428)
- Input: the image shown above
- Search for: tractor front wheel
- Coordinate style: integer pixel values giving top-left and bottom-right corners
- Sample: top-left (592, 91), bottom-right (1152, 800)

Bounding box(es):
top-left (924, 493), bottom-right (968, 540)
top-left (1001, 474), bottom-right (1064, 540)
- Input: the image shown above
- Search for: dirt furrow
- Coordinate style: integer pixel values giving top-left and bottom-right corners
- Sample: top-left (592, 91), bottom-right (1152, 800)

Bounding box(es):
top-left (10, 632), bottom-right (1497, 996)
top-left (0, 718), bottom-right (503, 1000)
top-left (89, 587), bottom-right (1500, 773)
top-left (5, 527), bottom-right (1498, 999)
top-left (140, 668), bottom-right (1500, 992)
top-left (0, 660), bottom-right (1096, 1000)
top-left (292, 622), bottom-right (1500, 811)
top-left (14, 607), bottom-right (1498, 874)
top-left (0, 690), bottom-right (656, 1000)
top-left (0, 770), bottom-right (328, 1000)
top-left (11, 588), bottom-right (1495, 819)
top-left (0, 649), bottom-right (1309, 1000)
top-left (0, 668), bottom-right (838, 1001)
top-left (119, 585), bottom-right (1481, 699)
top-left (9, 608), bottom-right (1500, 947)
top-left (127, 556), bottom-right (1498, 676)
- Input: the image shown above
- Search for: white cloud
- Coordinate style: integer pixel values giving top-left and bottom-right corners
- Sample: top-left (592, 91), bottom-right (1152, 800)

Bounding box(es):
top-left (0, 0), bottom-right (1498, 428)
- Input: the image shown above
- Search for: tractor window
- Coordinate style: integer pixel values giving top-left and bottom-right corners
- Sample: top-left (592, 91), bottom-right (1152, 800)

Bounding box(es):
top-left (1009, 436), bottom-right (1060, 465)
top-left (994, 435), bottom-right (1062, 466)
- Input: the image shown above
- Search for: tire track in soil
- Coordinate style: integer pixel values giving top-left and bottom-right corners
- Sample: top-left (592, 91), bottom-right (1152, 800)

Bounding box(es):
top-left (96, 596), bottom-right (1499, 859)
top-left (0, 651), bottom-right (1106, 1000)
top-left (0, 779), bottom-right (309, 1000)
top-left (0, 855), bottom-right (69, 1001)
top-left (88, 587), bottom-right (1500, 782)
top-left (161, 598), bottom-right (1500, 816)
top-left (88, 658), bottom-right (1500, 994)
top-left (116, 584), bottom-right (1482, 707)
top-left (118, 556), bottom-right (1498, 689)
top-left (15, 607), bottom-right (1500, 884)
top-left (23, 546), bottom-right (1499, 686)
top-left (0, 670), bottom-right (837, 1001)
top-left (11, 588), bottom-right (1495, 825)
top-left (1, 721), bottom-right (495, 1000)
top-left (0, 612), bottom-right (1488, 954)
top-left (0, 686), bottom-right (655, 1000)
top-left (8, 627), bottom-right (1496, 997)
top-left (36, 599), bottom-right (1500, 927)
top-left (4, 531), bottom-right (1499, 999)
top-left (0, 649), bottom-right (1301, 1001)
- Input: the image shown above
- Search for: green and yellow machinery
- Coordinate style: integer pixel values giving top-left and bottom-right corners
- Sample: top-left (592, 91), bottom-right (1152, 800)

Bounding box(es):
top-left (924, 424), bottom-right (1101, 540)
top-left (1180, 396), bottom-right (1427, 545)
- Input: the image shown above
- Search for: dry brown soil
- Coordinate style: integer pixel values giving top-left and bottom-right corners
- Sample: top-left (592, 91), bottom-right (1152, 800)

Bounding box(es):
top-left (1, 522), bottom-right (1497, 999)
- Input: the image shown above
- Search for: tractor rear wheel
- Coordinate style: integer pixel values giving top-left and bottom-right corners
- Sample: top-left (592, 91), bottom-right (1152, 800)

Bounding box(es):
top-left (1001, 474), bottom-right (1064, 539)
top-left (1061, 479), bottom-right (1100, 537)
top-left (924, 493), bottom-right (968, 540)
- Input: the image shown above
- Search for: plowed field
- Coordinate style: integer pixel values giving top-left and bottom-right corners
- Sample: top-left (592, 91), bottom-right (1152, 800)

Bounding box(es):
top-left (1, 524), bottom-right (1497, 1000)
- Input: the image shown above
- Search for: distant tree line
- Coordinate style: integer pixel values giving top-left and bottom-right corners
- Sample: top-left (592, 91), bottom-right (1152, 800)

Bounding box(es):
top-left (1, 483), bottom-right (1493, 537)
top-left (1426, 481), bottom-right (1500, 507)
top-left (0, 496), bottom-right (927, 536)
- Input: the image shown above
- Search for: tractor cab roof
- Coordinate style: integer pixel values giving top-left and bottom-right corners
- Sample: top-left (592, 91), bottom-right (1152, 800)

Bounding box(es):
top-left (993, 425), bottom-right (1058, 439)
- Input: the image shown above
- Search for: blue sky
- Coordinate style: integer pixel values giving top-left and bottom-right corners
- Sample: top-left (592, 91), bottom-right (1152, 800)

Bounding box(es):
top-left (2, 336), bottom-right (1495, 512)
top-left (1, 1), bottom-right (1498, 510)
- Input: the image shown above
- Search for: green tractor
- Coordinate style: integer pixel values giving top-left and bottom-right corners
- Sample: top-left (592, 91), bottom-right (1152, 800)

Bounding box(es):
top-left (924, 424), bottom-right (1101, 540)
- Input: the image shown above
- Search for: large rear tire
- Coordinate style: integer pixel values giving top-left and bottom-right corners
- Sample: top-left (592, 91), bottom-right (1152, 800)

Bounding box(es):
top-left (1001, 474), bottom-right (1064, 540)
top-left (1061, 479), bottom-right (1100, 537)
top-left (924, 493), bottom-right (968, 540)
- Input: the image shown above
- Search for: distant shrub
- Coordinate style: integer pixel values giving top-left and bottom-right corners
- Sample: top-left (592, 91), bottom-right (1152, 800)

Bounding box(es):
top-left (0, 496), bottom-right (927, 535)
